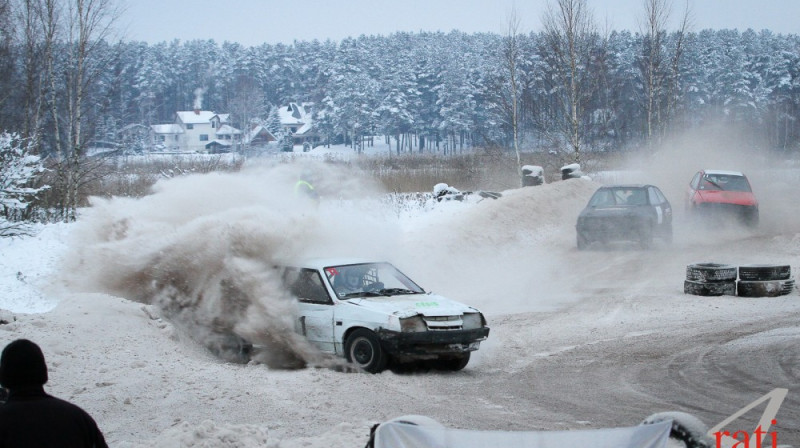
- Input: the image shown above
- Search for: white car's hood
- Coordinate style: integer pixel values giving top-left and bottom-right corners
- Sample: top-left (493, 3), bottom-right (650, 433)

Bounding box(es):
top-left (344, 293), bottom-right (477, 318)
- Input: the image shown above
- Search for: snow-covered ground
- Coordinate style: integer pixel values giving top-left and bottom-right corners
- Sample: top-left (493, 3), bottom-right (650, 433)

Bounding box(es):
top-left (1, 145), bottom-right (800, 446)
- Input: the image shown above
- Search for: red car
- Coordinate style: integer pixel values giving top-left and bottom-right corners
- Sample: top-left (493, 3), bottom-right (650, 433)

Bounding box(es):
top-left (686, 169), bottom-right (758, 226)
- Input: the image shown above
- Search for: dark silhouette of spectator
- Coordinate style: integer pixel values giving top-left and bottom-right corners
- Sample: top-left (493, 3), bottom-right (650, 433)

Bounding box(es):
top-left (0, 339), bottom-right (108, 448)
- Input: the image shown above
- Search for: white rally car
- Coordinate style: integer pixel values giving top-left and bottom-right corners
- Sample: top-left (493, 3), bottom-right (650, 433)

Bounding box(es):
top-left (281, 259), bottom-right (490, 373)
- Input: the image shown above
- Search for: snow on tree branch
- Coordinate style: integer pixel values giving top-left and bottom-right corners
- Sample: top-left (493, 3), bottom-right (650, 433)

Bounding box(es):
top-left (0, 132), bottom-right (49, 237)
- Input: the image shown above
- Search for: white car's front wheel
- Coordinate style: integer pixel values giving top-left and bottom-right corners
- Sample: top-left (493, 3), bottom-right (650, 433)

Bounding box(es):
top-left (345, 329), bottom-right (387, 373)
top-left (434, 353), bottom-right (471, 371)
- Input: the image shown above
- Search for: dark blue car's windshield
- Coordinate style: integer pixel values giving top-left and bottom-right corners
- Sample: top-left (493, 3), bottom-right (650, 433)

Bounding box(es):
top-left (589, 188), bottom-right (647, 207)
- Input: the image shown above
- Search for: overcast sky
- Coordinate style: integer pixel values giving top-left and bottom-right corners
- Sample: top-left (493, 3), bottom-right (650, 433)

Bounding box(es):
top-left (121, 0), bottom-right (799, 47)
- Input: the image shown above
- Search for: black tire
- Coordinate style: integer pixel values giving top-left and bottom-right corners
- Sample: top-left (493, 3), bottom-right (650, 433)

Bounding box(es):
top-left (434, 353), bottom-right (471, 371)
top-left (684, 280), bottom-right (736, 296)
top-left (738, 264), bottom-right (791, 281)
top-left (345, 329), bottom-right (387, 373)
top-left (642, 412), bottom-right (712, 448)
top-left (685, 263), bottom-right (737, 282)
top-left (737, 279), bottom-right (795, 297)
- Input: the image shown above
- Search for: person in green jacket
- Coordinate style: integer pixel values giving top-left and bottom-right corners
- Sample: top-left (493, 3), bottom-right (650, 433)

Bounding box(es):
top-left (295, 170), bottom-right (319, 203)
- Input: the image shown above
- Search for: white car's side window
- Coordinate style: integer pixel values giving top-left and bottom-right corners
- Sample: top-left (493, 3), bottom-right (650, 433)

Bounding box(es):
top-left (286, 268), bottom-right (332, 304)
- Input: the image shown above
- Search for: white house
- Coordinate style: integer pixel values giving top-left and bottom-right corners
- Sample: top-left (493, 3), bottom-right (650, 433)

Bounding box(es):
top-left (151, 110), bottom-right (242, 153)
top-left (150, 123), bottom-right (183, 151)
top-left (149, 103), bottom-right (322, 152)
top-left (278, 102), bottom-right (318, 145)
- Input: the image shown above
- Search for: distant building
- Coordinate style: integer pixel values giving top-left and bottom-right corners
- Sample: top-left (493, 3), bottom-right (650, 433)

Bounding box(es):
top-left (243, 124), bottom-right (277, 146)
top-left (150, 123), bottom-right (183, 151)
top-left (278, 102), bottom-right (319, 146)
top-left (147, 103), bottom-right (319, 153)
top-left (150, 109), bottom-right (242, 153)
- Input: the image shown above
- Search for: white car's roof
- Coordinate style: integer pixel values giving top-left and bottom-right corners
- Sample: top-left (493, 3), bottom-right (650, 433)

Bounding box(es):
top-left (704, 169), bottom-right (745, 176)
top-left (288, 258), bottom-right (381, 270)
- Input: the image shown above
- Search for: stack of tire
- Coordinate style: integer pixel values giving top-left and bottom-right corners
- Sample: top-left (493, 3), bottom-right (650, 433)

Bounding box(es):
top-left (684, 263), bottom-right (737, 296)
top-left (560, 163), bottom-right (584, 180)
top-left (737, 264), bottom-right (795, 297)
top-left (521, 165), bottom-right (544, 186)
top-left (684, 263), bottom-right (795, 297)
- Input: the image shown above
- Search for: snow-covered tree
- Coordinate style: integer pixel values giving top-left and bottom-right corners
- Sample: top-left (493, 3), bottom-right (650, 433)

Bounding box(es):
top-left (0, 132), bottom-right (48, 237)
top-left (3, 18), bottom-right (800, 160)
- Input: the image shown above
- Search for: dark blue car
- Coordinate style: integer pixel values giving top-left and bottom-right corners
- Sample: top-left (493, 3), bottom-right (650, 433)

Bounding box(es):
top-left (576, 184), bottom-right (673, 250)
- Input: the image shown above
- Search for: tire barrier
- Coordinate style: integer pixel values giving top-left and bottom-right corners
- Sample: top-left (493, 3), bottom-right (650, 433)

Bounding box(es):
top-left (685, 263), bottom-right (795, 297)
top-left (684, 263), bottom-right (737, 296)
top-left (737, 279), bottom-right (795, 298)
top-left (685, 263), bottom-right (737, 282)
top-left (560, 163), bottom-right (584, 180)
top-left (521, 165), bottom-right (544, 186)
top-left (684, 279), bottom-right (737, 297)
top-left (738, 264), bottom-right (791, 281)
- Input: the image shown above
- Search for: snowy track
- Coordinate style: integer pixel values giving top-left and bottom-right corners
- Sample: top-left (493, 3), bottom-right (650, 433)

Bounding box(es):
top-left (2, 169), bottom-right (800, 446)
top-left (484, 228), bottom-right (800, 445)
top-left (504, 300), bottom-right (800, 442)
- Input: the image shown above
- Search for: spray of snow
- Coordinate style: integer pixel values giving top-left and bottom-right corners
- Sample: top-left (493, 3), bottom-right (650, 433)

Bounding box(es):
top-left (58, 161), bottom-right (396, 369)
top-left (395, 179), bottom-right (600, 316)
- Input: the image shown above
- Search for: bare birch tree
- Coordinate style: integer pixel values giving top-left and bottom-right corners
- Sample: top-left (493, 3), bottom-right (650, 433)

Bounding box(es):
top-left (502, 7), bottom-right (525, 185)
top-left (57, 0), bottom-right (120, 221)
top-left (65, 0), bottom-right (119, 153)
top-left (639, 0), bottom-right (691, 148)
top-left (0, 0), bottom-right (13, 128)
top-left (14, 0), bottom-right (50, 147)
top-left (229, 76), bottom-right (266, 153)
top-left (42, 0), bottom-right (62, 157)
top-left (663, 1), bottom-right (690, 139)
top-left (541, 0), bottom-right (595, 164)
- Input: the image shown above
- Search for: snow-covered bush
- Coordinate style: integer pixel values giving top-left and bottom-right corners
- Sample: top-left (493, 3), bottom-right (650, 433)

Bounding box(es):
top-left (381, 191), bottom-right (437, 217)
top-left (0, 132), bottom-right (48, 236)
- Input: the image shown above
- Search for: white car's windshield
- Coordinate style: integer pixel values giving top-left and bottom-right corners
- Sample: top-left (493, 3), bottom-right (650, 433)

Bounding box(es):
top-left (325, 262), bottom-right (425, 298)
